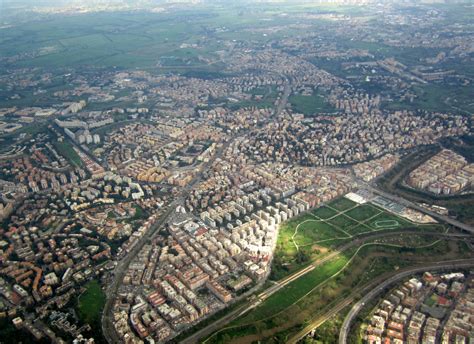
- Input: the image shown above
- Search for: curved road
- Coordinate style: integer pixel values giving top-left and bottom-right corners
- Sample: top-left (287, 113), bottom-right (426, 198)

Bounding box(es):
top-left (337, 259), bottom-right (474, 344)
top-left (180, 230), bottom-right (470, 344)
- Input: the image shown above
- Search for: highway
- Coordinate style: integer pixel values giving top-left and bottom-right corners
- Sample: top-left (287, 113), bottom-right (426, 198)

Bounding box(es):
top-left (337, 259), bottom-right (474, 344)
top-left (364, 183), bottom-right (474, 234)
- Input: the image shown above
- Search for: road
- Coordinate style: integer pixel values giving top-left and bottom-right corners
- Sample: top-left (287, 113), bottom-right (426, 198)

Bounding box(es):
top-left (180, 229), bottom-right (469, 343)
top-left (364, 183), bottom-right (474, 234)
top-left (101, 202), bottom-right (176, 343)
top-left (337, 259), bottom-right (474, 344)
top-left (102, 135), bottom-right (236, 343)
top-left (99, 78), bottom-right (471, 343)
top-left (274, 78), bottom-right (291, 117)
top-left (102, 79), bottom-right (284, 343)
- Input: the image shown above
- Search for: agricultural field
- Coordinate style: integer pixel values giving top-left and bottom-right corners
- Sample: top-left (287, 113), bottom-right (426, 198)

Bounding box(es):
top-left (0, 5), bottom-right (317, 72)
top-left (0, 11), bottom-right (222, 70)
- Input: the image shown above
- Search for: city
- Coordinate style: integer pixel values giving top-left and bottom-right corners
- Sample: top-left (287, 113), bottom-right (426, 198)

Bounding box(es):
top-left (0, 0), bottom-right (473, 343)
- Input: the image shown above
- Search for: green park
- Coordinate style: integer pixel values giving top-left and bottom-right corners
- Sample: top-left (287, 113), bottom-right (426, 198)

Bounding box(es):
top-left (203, 196), bottom-right (470, 343)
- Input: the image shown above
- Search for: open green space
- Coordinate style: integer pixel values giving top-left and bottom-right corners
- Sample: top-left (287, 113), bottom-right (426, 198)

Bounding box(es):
top-left (0, 2), bottom-right (401, 74)
top-left (289, 92), bottom-right (335, 115)
top-left (344, 204), bottom-right (381, 222)
top-left (228, 98), bottom-right (276, 110)
top-left (344, 224), bottom-right (373, 236)
top-left (238, 254), bottom-right (350, 325)
top-left (0, 5), bottom-right (332, 71)
top-left (367, 212), bottom-right (413, 230)
top-left (311, 206), bottom-right (339, 219)
top-left (327, 197), bottom-right (357, 212)
top-left (77, 280), bottom-right (106, 325)
top-left (373, 220), bottom-right (399, 229)
top-left (0, 11), bottom-right (222, 70)
top-left (272, 209), bottom-right (349, 279)
top-left (327, 214), bottom-right (360, 232)
top-left (271, 195), bottom-right (447, 281)
top-left (53, 140), bottom-right (83, 167)
top-left (205, 234), bottom-right (471, 343)
top-left (385, 84), bottom-right (474, 114)
top-left (294, 220), bottom-right (345, 245)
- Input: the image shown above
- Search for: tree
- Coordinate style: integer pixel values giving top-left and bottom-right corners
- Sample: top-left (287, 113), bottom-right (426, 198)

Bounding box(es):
top-left (296, 249), bottom-right (309, 264)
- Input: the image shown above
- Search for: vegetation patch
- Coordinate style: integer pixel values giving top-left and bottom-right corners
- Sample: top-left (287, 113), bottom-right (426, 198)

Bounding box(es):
top-left (53, 140), bottom-right (83, 167)
top-left (77, 280), bottom-right (106, 325)
top-left (311, 206), bottom-right (339, 219)
top-left (289, 93), bottom-right (335, 115)
top-left (327, 198), bottom-right (357, 212)
top-left (345, 204), bottom-right (381, 222)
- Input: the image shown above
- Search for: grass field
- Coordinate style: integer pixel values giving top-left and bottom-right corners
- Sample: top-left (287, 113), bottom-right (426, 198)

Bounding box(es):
top-left (311, 206), bottom-right (339, 219)
top-left (53, 140), bottom-right (83, 167)
top-left (205, 233), bottom-right (471, 344)
top-left (289, 93), bottom-right (335, 115)
top-left (373, 220), bottom-right (399, 228)
top-left (77, 280), bottom-right (106, 325)
top-left (295, 219), bottom-right (343, 244)
top-left (329, 197), bottom-right (358, 212)
top-left (344, 204), bottom-right (380, 222)
top-left (384, 84), bottom-right (474, 114)
top-left (242, 254), bottom-right (350, 324)
top-left (271, 195), bottom-right (445, 280)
